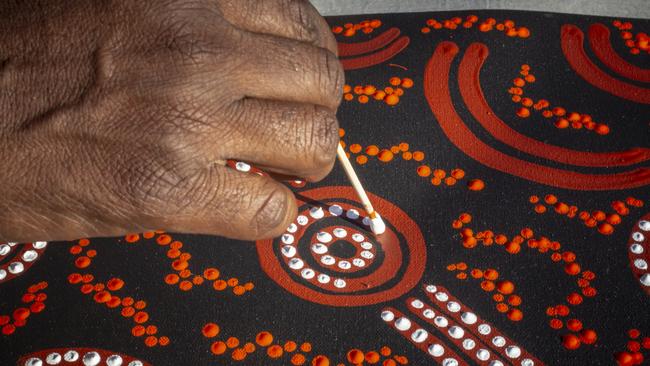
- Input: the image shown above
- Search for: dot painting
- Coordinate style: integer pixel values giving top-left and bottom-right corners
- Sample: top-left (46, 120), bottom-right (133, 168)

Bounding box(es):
top-left (1, 10), bottom-right (649, 366)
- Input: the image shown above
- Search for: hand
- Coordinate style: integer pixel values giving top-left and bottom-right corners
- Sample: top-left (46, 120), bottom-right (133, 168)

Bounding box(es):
top-left (0, 0), bottom-right (343, 242)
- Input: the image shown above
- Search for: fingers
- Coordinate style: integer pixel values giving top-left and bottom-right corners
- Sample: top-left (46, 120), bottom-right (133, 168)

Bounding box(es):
top-left (144, 164), bottom-right (297, 240)
top-left (232, 33), bottom-right (344, 110)
top-left (210, 98), bottom-right (339, 181)
top-left (216, 0), bottom-right (338, 55)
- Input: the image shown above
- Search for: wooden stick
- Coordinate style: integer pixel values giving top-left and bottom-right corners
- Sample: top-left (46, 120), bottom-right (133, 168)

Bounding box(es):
top-left (336, 143), bottom-right (385, 234)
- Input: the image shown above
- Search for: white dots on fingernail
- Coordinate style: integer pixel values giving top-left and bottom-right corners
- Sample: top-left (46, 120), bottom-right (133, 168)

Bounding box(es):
top-left (32, 241), bottom-right (48, 249)
top-left (235, 162), bottom-right (251, 172)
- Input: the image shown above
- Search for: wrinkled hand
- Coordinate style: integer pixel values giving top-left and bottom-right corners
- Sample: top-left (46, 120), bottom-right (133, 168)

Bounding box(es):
top-left (0, 0), bottom-right (343, 242)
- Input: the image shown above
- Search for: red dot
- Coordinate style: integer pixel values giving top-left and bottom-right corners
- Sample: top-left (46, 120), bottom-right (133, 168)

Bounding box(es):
top-left (580, 329), bottom-right (597, 344)
top-left (562, 334), bottom-right (581, 350)
top-left (2, 324), bottom-right (16, 335)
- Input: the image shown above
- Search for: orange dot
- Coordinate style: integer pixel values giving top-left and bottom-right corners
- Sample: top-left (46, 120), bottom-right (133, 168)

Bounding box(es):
top-left (134, 311), bottom-right (149, 324)
top-left (481, 280), bottom-right (495, 291)
top-left (356, 155), bottom-right (368, 165)
top-left (106, 278), bottom-right (124, 291)
top-left (202, 323), bottom-right (220, 338)
top-left (214, 280), bottom-right (227, 291)
top-left (365, 351), bottom-right (380, 363)
top-left (256, 331), bottom-right (274, 346)
top-left (567, 319), bottom-right (583, 331)
top-left (451, 168), bottom-right (465, 179)
top-left (444, 177), bottom-right (457, 186)
top-left (421, 27), bottom-right (431, 34)
top-left (165, 274), bottom-right (179, 285)
top-left (312, 355), bottom-right (330, 366)
top-left (211, 341), bottom-right (227, 355)
top-left (227, 278), bottom-right (239, 287)
top-left (203, 268), bottom-right (220, 280)
top-left (518, 27), bottom-right (530, 38)
top-left (467, 179), bottom-right (485, 191)
top-left (565, 262), bottom-right (581, 275)
top-left (232, 348), bottom-right (247, 361)
top-left (142, 231), bottom-right (155, 239)
top-left (508, 295), bottom-right (522, 306)
top-left (284, 341), bottom-right (297, 352)
top-left (358, 95), bottom-right (369, 104)
top-left (402, 151), bottom-right (412, 160)
top-left (132, 325), bottom-right (146, 337)
top-left (125, 234), bottom-right (140, 243)
top-left (267, 345), bottom-right (284, 358)
top-left (363, 85), bottom-right (377, 95)
top-left (343, 93), bottom-right (354, 101)
top-left (496, 303), bottom-right (509, 313)
top-left (412, 151), bottom-right (425, 161)
top-left (400, 78), bottom-right (414, 88)
top-left (227, 337), bottom-right (240, 348)
top-left (508, 308), bottom-right (523, 321)
top-left (417, 165), bottom-right (431, 177)
top-left (300, 342), bottom-right (312, 352)
top-left (347, 349), bottom-right (364, 364)
top-left (384, 94), bottom-right (399, 106)
top-left (580, 329), bottom-right (597, 344)
top-left (379, 346), bottom-right (391, 356)
top-left (145, 325), bottom-right (158, 335)
top-left (389, 77), bottom-right (401, 86)
top-left (93, 291), bottom-right (111, 303)
top-left (377, 149), bottom-right (394, 162)
top-left (516, 107), bottom-right (530, 118)
top-left (156, 234), bottom-right (172, 245)
top-left (484, 269), bottom-right (499, 280)
top-left (74, 256), bottom-right (91, 269)
top-left (291, 354), bottom-right (306, 365)
top-left (365, 145), bottom-right (379, 156)
top-left (562, 334), bottom-right (581, 350)
top-left (496, 280), bottom-right (515, 294)
top-left (597, 223), bottom-right (614, 235)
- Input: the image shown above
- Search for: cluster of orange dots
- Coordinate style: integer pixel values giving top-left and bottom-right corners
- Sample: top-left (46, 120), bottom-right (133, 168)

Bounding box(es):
top-left (615, 329), bottom-right (650, 365)
top-left (509, 65), bottom-right (610, 135)
top-left (70, 238), bottom-right (97, 269)
top-left (204, 326), bottom-right (329, 365)
top-left (0, 281), bottom-right (48, 336)
top-left (125, 232), bottom-right (254, 295)
top-left (421, 15), bottom-right (530, 38)
top-left (332, 19), bottom-right (382, 37)
top-left (447, 264), bottom-right (523, 321)
top-left (67, 272), bottom-right (168, 347)
top-left (530, 195), bottom-right (643, 235)
top-left (547, 296), bottom-right (597, 350)
top-left (343, 77), bottom-right (413, 106)
top-left (344, 347), bottom-right (408, 366)
top-left (340, 129), bottom-right (485, 191)
top-left (613, 20), bottom-right (649, 55)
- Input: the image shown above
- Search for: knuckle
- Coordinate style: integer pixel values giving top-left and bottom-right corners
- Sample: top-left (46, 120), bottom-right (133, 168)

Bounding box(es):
top-left (314, 49), bottom-right (345, 106)
top-left (304, 106), bottom-right (339, 168)
top-left (284, 0), bottom-right (321, 44)
top-left (251, 184), bottom-right (293, 238)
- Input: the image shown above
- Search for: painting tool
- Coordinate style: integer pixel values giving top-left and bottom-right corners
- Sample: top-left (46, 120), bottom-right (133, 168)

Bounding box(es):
top-left (336, 142), bottom-right (386, 235)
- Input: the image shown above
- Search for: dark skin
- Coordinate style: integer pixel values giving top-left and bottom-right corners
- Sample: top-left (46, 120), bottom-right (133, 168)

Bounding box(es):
top-left (0, 0), bottom-right (343, 242)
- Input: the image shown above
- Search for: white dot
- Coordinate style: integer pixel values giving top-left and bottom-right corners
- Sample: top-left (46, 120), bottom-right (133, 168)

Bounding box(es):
top-left (521, 358), bottom-right (535, 366)
top-left (351, 233), bottom-right (365, 242)
top-left (435, 292), bottom-right (449, 302)
top-left (301, 268), bottom-right (315, 279)
top-left (476, 349), bottom-right (490, 361)
top-left (317, 274), bottom-right (330, 284)
top-left (411, 299), bottom-right (424, 309)
top-left (506, 345), bottom-right (522, 358)
top-left (25, 358), bottom-right (42, 366)
top-left (333, 228), bottom-right (348, 238)
top-left (478, 324), bottom-right (492, 335)
top-left (634, 259), bottom-right (648, 270)
top-left (45, 353), bottom-right (61, 365)
top-left (492, 336), bottom-right (506, 347)
top-left (448, 326), bottom-right (464, 339)
top-left (128, 362), bottom-right (143, 366)
top-left (311, 243), bottom-right (328, 254)
top-left (82, 352), bottom-right (101, 366)
top-left (317, 232), bottom-right (332, 243)
top-left (288, 258), bottom-right (304, 270)
top-left (0, 269), bottom-right (6, 280)
top-left (362, 217), bottom-right (371, 226)
top-left (447, 301), bottom-right (461, 312)
top-left (281, 245), bottom-right (296, 258)
top-left (333, 278), bottom-right (346, 288)
top-left (360, 242), bottom-right (373, 250)
top-left (346, 209), bottom-right (360, 219)
top-left (235, 162), bottom-right (251, 172)
top-left (423, 309), bottom-right (435, 319)
top-left (630, 244), bottom-right (644, 254)
top-left (321, 255), bottom-right (335, 265)
top-left (411, 328), bottom-right (428, 343)
top-left (281, 234), bottom-right (294, 244)
top-left (632, 232), bottom-right (645, 242)
top-left (490, 361), bottom-right (504, 366)
top-left (329, 205), bottom-right (343, 216)
top-left (8, 262), bottom-right (24, 274)
top-left (381, 310), bottom-right (395, 322)
top-left (297, 215), bottom-right (309, 225)
top-left (7, 242), bottom-right (17, 246)
top-left (434, 316), bottom-right (448, 328)
top-left (63, 351), bottom-right (79, 362)
top-left (426, 285), bottom-right (437, 293)
top-left (352, 258), bottom-right (366, 267)
top-left (360, 251), bottom-right (374, 259)
top-left (462, 339), bottom-right (476, 350)
top-left (106, 355), bottom-right (123, 366)
top-left (640, 273), bottom-right (650, 286)
top-left (461, 312), bottom-right (477, 324)
top-left (33, 241), bottom-right (47, 249)
top-left (639, 220), bottom-right (650, 231)
top-left (442, 358), bottom-right (459, 366)
top-left (286, 223), bottom-right (298, 233)
top-left (338, 261), bottom-right (351, 270)
top-left (395, 317), bottom-right (412, 331)
top-left (428, 344), bottom-right (445, 357)
top-left (0, 244), bottom-right (10, 256)
top-left (309, 206), bottom-right (324, 219)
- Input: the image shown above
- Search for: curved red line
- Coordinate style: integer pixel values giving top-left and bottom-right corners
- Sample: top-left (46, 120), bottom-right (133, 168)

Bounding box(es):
top-left (425, 41), bottom-right (650, 190)
top-left (337, 28), bottom-right (401, 57)
top-left (561, 24), bottom-right (650, 104)
top-left (340, 36), bottom-right (410, 70)
top-left (588, 23), bottom-right (650, 83)
top-left (458, 42), bottom-right (650, 167)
